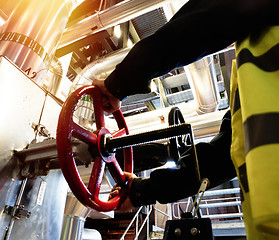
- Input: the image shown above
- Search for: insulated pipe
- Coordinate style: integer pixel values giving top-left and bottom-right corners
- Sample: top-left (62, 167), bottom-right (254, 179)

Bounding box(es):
top-left (61, 194), bottom-right (91, 240)
top-left (185, 56), bottom-right (220, 114)
top-left (61, 216), bottom-right (85, 240)
top-left (58, 0), bottom-right (173, 49)
top-left (71, 46), bottom-right (132, 92)
top-left (69, 47), bottom-right (132, 142)
top-left (0, 0), bottom-right (84, 85)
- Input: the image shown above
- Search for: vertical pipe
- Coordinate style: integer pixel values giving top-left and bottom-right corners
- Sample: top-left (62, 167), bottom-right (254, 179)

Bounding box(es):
top-left (208, 55), bottom-right (221, 104)
top-left (0, 0), bottom-right (83, 85)
top-left (60, 215), bottom-right (86, 240)
top-left (61, 195), bottom-right (91, 240)
top-left (185, 57), bottom-right (219, 114)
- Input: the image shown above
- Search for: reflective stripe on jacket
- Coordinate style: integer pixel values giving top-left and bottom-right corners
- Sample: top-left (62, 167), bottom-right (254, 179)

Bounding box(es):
top-left (230, 26), bottom-right (279, 240)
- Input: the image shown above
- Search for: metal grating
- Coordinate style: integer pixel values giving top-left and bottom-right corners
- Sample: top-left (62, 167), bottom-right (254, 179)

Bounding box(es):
top-left (131, 7), bottom-right (168, 39)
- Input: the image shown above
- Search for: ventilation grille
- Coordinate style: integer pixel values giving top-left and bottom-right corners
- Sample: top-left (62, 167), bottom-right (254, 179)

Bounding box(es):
top-left (131, 7), bottom-right (168, 39)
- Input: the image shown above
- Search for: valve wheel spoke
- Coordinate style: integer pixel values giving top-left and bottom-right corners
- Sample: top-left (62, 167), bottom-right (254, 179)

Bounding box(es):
top-left (112, 128), bottom-right (127, 138)
top-left (108, 155), bottom-right (125, 185)
top-left (88, 156), bottom-right (106, 195)
top-left (91, 93), bottom-right (105, 129)
top-left (72, 122), bottom-right (98, 145)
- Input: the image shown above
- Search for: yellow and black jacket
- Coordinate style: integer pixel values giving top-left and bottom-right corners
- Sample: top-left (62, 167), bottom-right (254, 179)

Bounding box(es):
top-left (231, 26), bottom-right (279, 239)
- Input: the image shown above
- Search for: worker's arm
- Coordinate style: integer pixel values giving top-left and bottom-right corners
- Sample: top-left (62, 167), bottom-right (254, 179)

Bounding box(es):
top-left (104, 0), bottom-right (279, 101)
top-left (110, 111), bottom-right (235, 209)
top-left (128, 111), bottom-right (235, 206)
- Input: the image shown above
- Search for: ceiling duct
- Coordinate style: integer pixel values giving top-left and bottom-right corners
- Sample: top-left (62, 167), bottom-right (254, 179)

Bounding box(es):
top-left (58, 0), bottom-right (172, 49)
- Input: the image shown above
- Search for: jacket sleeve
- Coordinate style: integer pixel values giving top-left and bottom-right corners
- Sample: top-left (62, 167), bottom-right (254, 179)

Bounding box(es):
top-left (104, 0), bottom-right (279, 100)
top-left (129, 110), bottom-right (236, 206)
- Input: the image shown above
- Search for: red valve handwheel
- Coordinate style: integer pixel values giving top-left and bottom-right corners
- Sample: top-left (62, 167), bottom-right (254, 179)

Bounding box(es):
top-left (56, 85), bottom-right (133, 212)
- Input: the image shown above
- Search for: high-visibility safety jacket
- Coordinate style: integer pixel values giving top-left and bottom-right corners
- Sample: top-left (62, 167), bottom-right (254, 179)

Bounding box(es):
top-left (230, 26), bottom-right (279, 239)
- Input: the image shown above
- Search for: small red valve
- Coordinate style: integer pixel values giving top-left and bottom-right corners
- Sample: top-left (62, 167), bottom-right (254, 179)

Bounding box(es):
top-left (56, 85), bottom-right (133, 212)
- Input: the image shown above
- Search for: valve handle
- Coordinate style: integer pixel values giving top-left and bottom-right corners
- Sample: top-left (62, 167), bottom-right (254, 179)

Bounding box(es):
top-left (56, 85), bottom-right (133, 212)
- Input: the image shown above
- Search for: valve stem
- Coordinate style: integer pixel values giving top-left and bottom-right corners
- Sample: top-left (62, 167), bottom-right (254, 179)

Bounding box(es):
top-left (105, 123), bottom-right (192, 153)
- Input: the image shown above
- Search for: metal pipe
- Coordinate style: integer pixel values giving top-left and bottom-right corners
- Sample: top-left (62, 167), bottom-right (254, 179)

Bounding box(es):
top-left (202, 213), bottom-right (243, 219)
top-left (71, 47), bottom-right (131, 124)
top-left (203, 188), bottom-right (240, 197)
top-left (71, 46), bottom-right (132, 92)
top-left (4, 178), bottom-right (27, 240)
top-left (185, 57), bottom-right (220, 114)
top-left (0, 0), bottom-right (84, 84)
top-left (61, 194), bottom-right (91, 240)
top-left (63, 194), bottom-right (91, 219)
top-left (60, 215), bottom-right (86, 240)
top-left (58, 0), bottom-right (172, 49)
top-left (199, 201), bottom-right (242, 209)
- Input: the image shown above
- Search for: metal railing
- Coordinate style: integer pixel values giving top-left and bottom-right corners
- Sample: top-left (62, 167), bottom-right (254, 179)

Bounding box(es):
top-left (119, 204), bottom-right (171, 240)
top-left (172, 187), bottom-right (242, 220)
top-left (119, 184), bottom-right (244, 239)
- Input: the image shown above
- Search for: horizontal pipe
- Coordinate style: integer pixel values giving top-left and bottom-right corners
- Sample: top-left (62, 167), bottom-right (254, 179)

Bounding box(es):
top-left (202, 213), bottom-right (243, 220)
top-left (203, 188), bottom-right (240, 197)
top-left (58, 0), bottom-right (172, 48)
top-left (71, 46), bottom-right (132, 92)
top-left (199, 201), bottom-right (241, 209)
